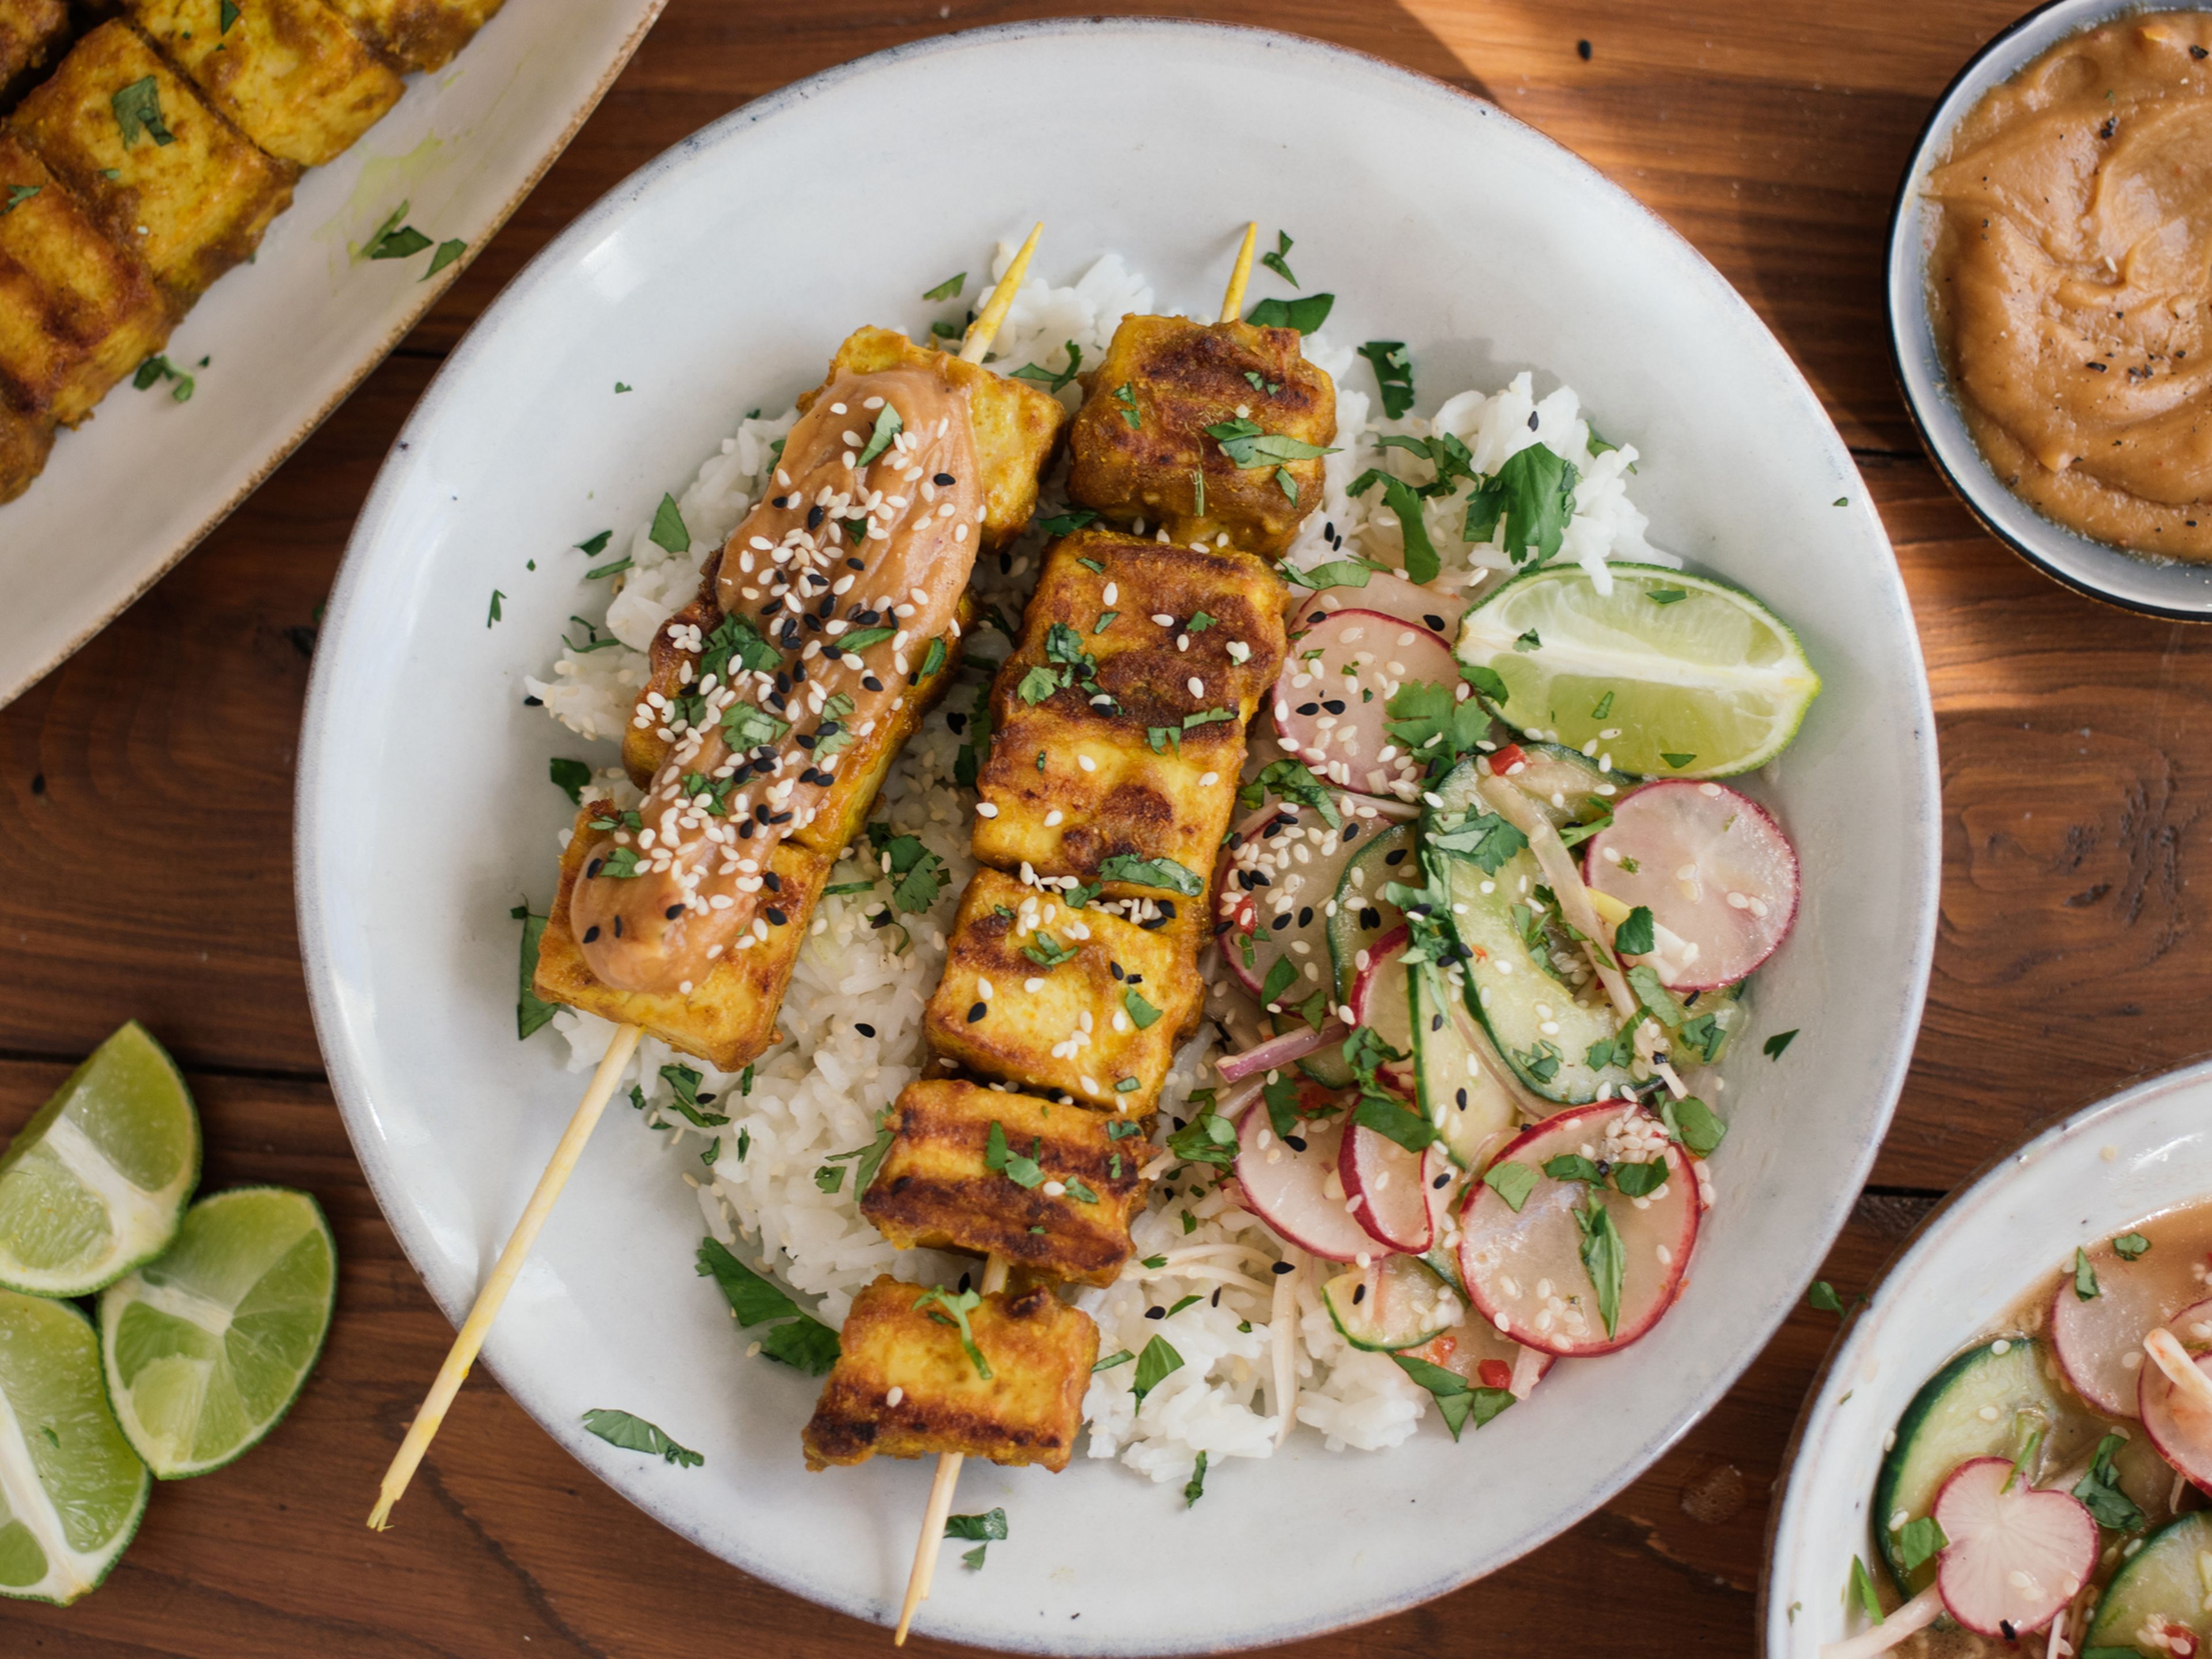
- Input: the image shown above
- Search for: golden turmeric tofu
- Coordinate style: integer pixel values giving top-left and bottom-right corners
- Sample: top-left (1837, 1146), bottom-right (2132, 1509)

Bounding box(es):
top-left (1067, 313), bottom-right (1335, 556)
top-left (127, 0), bottom-right (405, 168)
top-left (0, 127), bottom-right (171, 428)
top-left (801, 1274), bottom-right (1097, 1471)
top-left (0, 0), bottom-right (68, 103)
top-left (533, 804), bottom-right (829, 1072)
top-left (971, 529), bottom-right (1288, 895)
top-left (14, 22), bottom-right (296, 304)
top-left (320, 0), bottom-right (497, 71)
top-left (0, 393), bottom-right (52, 504)
top-left (798, 326), bottom-right (1067, 551)
top-left (622, 559), bottom-right (968, 866)
top-left (861, 1078), bottom-right (1147, 1286)
top-left (923, 868), bottom-right (1203, 1113)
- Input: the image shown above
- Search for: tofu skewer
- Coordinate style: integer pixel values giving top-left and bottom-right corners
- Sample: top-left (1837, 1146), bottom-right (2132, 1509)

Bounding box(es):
top-left (873, 234), bottom-right (1315, 1644)
top-left (365, 226), bottom-right (1050, 1533)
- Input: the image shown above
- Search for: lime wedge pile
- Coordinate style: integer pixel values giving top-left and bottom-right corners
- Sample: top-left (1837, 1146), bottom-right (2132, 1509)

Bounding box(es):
top-left (0, 1022), bottom-right (337, 1603)
top-left (1456, 562), bottom-right (1821, 778)
top-left (0, 1022), bottom-right (198, 1297)
top-left (100, 1188), bottom-right (335, 1479)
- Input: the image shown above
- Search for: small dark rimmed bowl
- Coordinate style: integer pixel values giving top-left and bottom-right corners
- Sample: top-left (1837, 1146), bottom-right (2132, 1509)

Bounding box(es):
top-left (1887, 0), bottom-right (2212, 619)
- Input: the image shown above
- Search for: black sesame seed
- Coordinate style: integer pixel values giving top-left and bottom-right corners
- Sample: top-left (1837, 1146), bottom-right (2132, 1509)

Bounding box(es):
top-left (1271, 914), bottom-right (1293, 931)
top-left (1110, 961), bottom-right (1124, 980)
top-left (582, 925), bottom-right (601, 943)
top-left (1321, 699), bottom-right (1346, 715)
top-left (1125, 972), bottom-right (1142, 986)
top-left (1527, 411), bottom-right (1539, 430)
top-left (1576, 37), bottom-right (1592, 59)
top-left (846, 556), bottom-right (866, 570)
top-left (1456, 1087), bottom-right (1469, 1109)
top-left (1145, 1306), bottom-right (1166, 1320)
top-left (967, 1001), bottom-right (987, 1022)
top-left (612, 915), bottom-right (623, 937)
top-left (806, 505), bottom-right (825, 529)
top-left (764, 871), bottom-right (782, 892)
top-left (1423, 613), bottom-right (1446, 631)
top-left (664, 904), bottom-right (684, 921)
top-left (862, 674), bottom-right (883, 692)
top-left (1271, 1260), bottom-right (1294, 1275)
top-left (1297, 906), bottom-right (1314, 927)
top-left (934, 472), bottom-right (956, 486)
top-left (856, 1022), bottom-right (876, 1037)
top-left (1285, 1134), bottom-right (1308, 1152)
top-left (870, 910), bottom-right (893, 929)
top-left (772, 496), bottom-right (788, 509)
top-left (1352, 1283), bottom-right (1368, 1304)
top-left (1384, 848), bottom-right (1407, 865)
top-left (1296, 702), bottom-right (1319, 717)
top-left (765, 906), bottom-right (788, 926)
top-left (1308, 610), bottom-right (1326, 624)
top-left (586, 858), bottom-right (604, 878)
top-left (737, 821), bottom-right (755, 839)
top-left (1360, 906), bottom-right (1381, 929)
top-left (947, 712), bottom-right (968, 734)
top-left (522, 694), bottom-right (543, 707)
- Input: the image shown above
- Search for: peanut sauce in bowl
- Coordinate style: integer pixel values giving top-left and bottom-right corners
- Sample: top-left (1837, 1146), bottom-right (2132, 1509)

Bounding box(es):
top-left (1891, 1), bottom-right (2212, 614)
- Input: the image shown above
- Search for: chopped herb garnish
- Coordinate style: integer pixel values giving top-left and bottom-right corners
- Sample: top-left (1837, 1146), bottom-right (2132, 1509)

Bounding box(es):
top-left (1260, 229), bottom-right (1297, 286)
top-left (1660, 752), bottom-right (1697, 770)
top-left (812, 1164), bottom-right (844, 1194)
top-left (944, 1508), bottom-right (1006, 1542)
top-left (914, 1285), bottom-right (992, 1379)
top-left (648, 493), bottom-right (691, 554)
top-left (1461, 442), bottom-right (1579, 565)
top-left (509, 903), bottom-right (556, 1039)
top-left (548, 757), bottom-right (591, 804)
top-left (1763, 1029), bottom-right (1799, 1060)
top-left (133, 354), bottom-right (194, 402)
top-left (423, 238), bottom-right (465, 281)
top-left (1093, 1349), bottom-right (1134, 1372)
top-left (580, 1408), bottom-right (702, 1468)
top-left (1482, 1160), bottom-right (1537, 1213)
top-left (111, 76), bottom-right (175, 148)
top-left (1114, 382), bottom-right (1141, 429)
top-left (1, 184), bottom-right (39, 216)
top-left (866, 821), bottom-right (948, 914)
top-left (1012, 340), bottom-right (1082, 392)
top-left (1355, 340), bottom-right (1415, 419)
top-left (857, 402), bottom-right (903, 466)
top-left (1206, 416), bottom-right (1337, 472)
top-left (1389, 1351), bottom-right (1513, 1440)
top-left (1096, 854), bottom-right (1203, 896)
top-left (922, 271), bottom-right (965, 301)
top-left (695, 1238), bottom-right (840, 1374)
top-left (1574, 1192), bottom-right (1625, 1339)
top-left (1122, 989), bottom-right (1162, 1029)
top-left (575, 529), bottom-right (613, 556)
top-left (1245, 292), bottom-right (1334, 333)
top-left (1131, 1335), bottom-right (1183, 1400)
top-left (2072, 1430), bottom-right (2146, 1531)
top-left (220, 0), bottom-right (241, 31)
top-left (2112, 1232), bottom-right (2152, 1261)
top-left (1612, 905), bottom-right (1655, 956)
top-left (984, 1121), bottom-right (1046, 1189)
top-left (2074, 1248), bottom-right (2100, 1301)
top-left (1021, 930), bottom-right (1078, 969)
top-left (486, 588), bottom-right (505, 627)
top-left (1038, 508), bottom-right (1099, 536)
top-left (1649, 586), bottom-right (1688, 605)
top-left (585, 555), bottom-right (633, 580)
top-left (1849, 1555), bottom-right (1883, 1626)
top-left (1183, 1449), bottom-right (1209, 1506)
top-left (1895, 1514), bottom-right (1946, 1574)
top-left (1659, 1095), bottom-right (1726, 1157)
top-left (1094, 611), bottom-right (1118, 634)
top-left (1807, 1281), bottom-right (1846, 1316)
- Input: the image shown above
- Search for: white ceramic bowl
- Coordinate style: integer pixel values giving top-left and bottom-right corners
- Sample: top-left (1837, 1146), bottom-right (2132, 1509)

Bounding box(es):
top-left (298, 19), bottom-right (1940, 1652)
top-left (0, 0), bottom-right (666, 706)
top-left (1887, 0), bottom-right (2212, 618)
top-left (1764, 1061), bottom-right (2212, 1655)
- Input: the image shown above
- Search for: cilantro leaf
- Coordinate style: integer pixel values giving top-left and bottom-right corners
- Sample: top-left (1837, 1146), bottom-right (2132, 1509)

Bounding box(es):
top-left (1357, 340), bottom-right (1415, 419)
top-left (1807, 1281), bottom-right (1845, 1315)
top-left (1389, 1351), bottom-right (1513, 1440)
top-left (2072, 1431), bottom-right (2146, 1532)
top-left (1483, 1161), bottom-right (1537, 1212)
top-left (1347, 467), bottom-right (1439, 584)
top-left (1763, 1029), bottom-right (1799, 1060)
top-left (580, 1408), bottom-right (702, 1468)
top-left (857, 402), bottom-right (903, 466)
top-left (2113, 1232), bottom-right (2151, 1261)
top-left (915, 1286), bottom-right (992, 1379)
top-left (1246, 293), bottom-right (1335, 332)
top-left (112, 76), bottom-right (175, 148)
top-left (945, 1509), bottom-right (1007, 1541)
top-left (695, 1238), bottom-right (840, 1375)
top-left (984, 1121), bottom-right (1045, 1189)
top-left (1461, 442), bottom-right (1579, 565)
top-left (1131, 1335), bottom-right (1183, 1400)
top-left (1613, 906), bottom-right (1656, 956)
top-left (2074, 1248), bottom-right (2100, 1301)
top-left (509, 903), bottom-right (556, 1040)
top-left (1574, 1193), bottom-right (1625, 1338)
top-left (1096, 854), bottom-right (1203, 896)
top-left (649, 493), bottom-right (691, 554)
top-left (922, 271), bottom-right (965, 301)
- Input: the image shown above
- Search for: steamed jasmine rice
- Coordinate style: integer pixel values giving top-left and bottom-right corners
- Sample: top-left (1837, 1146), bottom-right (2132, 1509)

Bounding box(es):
top-left (525, 242), bottom-right (1677, 1482)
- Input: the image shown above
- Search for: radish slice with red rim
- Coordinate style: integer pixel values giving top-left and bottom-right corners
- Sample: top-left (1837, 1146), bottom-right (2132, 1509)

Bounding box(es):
top-left (1292, 575), bottom-right (1469, 643)
top-left (2139, 1312), bottom-right (2212, 1491)
top-left (1400, 1310), bottom-right (1553, 1399)
top-left (1930, 1456), bottom-right (2098, 1638)
top-left (1456, 1101), bottom-right (1697, 1357)
top-left (2050, 1236), bottom-right (2212, 1418)
top-left (1338, 1114), bottom-right (1433, 1254)
top-left (1349, 926), bottom-right (1416, 1092)
top-left (1215, 798), bottom-right (1385, 1006)
top-left (1233, 1093), bottom-right (1376, 1263)
top-left (1271, 609), bottom-right (1459, 801)
top-left (1582, 779), bottom-right (1800, 991)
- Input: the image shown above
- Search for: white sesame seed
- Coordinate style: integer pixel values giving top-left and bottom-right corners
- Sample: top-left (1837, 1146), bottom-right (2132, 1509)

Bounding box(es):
top-left (976, 802), bottom-right (999, 818)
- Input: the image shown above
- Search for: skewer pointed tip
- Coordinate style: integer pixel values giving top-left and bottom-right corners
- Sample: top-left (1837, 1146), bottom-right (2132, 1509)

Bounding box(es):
top-left (959, 221), bottom-right (1045, 365)
top-left (1219, 220), bottom-right (1260, 324)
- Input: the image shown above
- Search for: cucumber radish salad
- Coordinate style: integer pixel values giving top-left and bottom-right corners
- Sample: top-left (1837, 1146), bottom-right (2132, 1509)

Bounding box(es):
top-left (1206, 537), bottom-right (1821, 1424)
top-left (1827, 1205), bottom-right (2212, 1658)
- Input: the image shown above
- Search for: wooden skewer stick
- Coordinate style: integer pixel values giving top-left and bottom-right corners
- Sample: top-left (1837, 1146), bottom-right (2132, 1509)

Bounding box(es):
top-left (1219, 220), bottom-right (1259, 324)
top-left (894, 1252), bottom-right (1009, 1645)
top-left (369, 1021), bottom-right (643, 1529)
top-left (960, 222), bottom-right (1043, 365)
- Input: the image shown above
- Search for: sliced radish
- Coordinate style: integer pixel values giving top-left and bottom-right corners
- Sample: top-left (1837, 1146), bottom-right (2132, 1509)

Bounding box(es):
top-left (1233, 1094), bottom-right (1376, 1263)
top-left (1339, 1115), bottom-right (1432, 1253)
top-left (1216, 1019), bottom-right (1349, 1084)
top-left (1215, 799), bottom-right (1379, 1005)
top-left (1293, 574), bottom-right (1469, 643)
top-left (1348, 926), bottom-right (1416, 1092)
top-left (1401, 1312), bottom-right (1554, 1401)
top-left (2138, 1315), bottom-right (2212, 1491)
top-left (1421, 1145), bottom-right (1459, 1247)
top-left (1930, 1456), bottom-right (2097, 1639)
top-left (1582, 780), bottom-right (1800, 990)
top-left (1271, 608), bottom-right (1458, 800)
top-left (2050, 1238), bottom-right (2212, 1418)
top-left (1456, 1102), bottom-right (1696, 1357)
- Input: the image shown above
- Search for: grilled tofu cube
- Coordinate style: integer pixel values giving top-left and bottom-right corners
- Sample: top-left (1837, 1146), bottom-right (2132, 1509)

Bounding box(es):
top-left (533, 805), bottom-right (830, 1071)
top-left (972, 529), bottom-right (1288, 895)
top-left (14, 22), bottom-right (296, 305)
top-left (0, 393), bottom-right (53, 503)
top-left (801, 1274), bottom-right (1097, 1471)
top-left (621, 565), bottom-right (968, 868)
top-left (799, 326), bottom-right (1067, 551)
top-left (924, 868), bottom-right (1202, 1112)
top-left (0, 0), bottom-right (68, 103)
top-left (320, 0), bottom-right (497, 71)
top-left (861, 1078), bottom-right (1147, 1286)
top-left (0, 127), bottom-right (171, 427)
top-left (1067, 314), bottom-right (1335, 556)
top-left (128, 0), bottom-right (406, 168)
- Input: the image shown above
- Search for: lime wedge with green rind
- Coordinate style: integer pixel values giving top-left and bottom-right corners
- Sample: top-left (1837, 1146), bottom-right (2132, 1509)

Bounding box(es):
top-left (1456, 562), bottom-right (1820, 779)
top-left (0, 1022), bottom-right (199, 1297)
top-left (0, 1287), bottom-right (150, 1603)
top-left (99, 1187), bottom-right (335, 1479)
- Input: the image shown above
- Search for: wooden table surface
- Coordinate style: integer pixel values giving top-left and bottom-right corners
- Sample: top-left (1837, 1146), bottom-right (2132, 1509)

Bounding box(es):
top-left (1, 1), bottom-right (2196, 1652)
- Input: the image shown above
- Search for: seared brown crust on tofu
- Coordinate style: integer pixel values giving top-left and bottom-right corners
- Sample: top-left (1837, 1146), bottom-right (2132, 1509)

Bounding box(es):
top-left (321, 0), bottom-right (499, 71)
top-left (861, 1078), bottom-right (1147, 1286)
top-left (924, 868), bottom-right (1203, 1112)
top-left (128, 0), bottom-right (406, 168)
top-left (0, 126), bottom-right (171, 428)
top-left (801, 1274), bottom-right (1097, 1470)
top-left (0, 392), bottom-right (52, 504)
top-left (971, 529), bottom-right (1288, 894)
top-left (1067, 314), bottom-right (1335, 556)
top-left (535, 804), bottom-right (829, 1071)
top-left (0, 0), bottom-right (68, 104)
top-left (14, 22), bottom-right (296, 305)
top-left (620, 558), bottom-right (969, 866)
top-left (798, 325), bottom-right (1068, 552)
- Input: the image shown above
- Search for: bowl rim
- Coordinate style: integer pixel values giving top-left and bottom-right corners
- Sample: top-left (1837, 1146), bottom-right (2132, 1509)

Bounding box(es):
top-left (1884, 0), bottom-right (2212, 620)
top-left (298, 14), bottom-right (1943, 1650)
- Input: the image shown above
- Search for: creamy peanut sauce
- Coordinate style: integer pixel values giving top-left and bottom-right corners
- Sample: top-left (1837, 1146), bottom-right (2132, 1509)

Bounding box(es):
top-left (571, 367), bottom-right (982, 994)
top-left (1929, 13), bottom-right (2212, 559)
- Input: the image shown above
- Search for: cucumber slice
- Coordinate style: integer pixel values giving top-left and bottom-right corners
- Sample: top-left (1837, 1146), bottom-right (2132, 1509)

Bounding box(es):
top-left (1419, 1244), bottom-right (1467, 1299)
top-left (1497, 741), bottom-right (1621, 831)
top-left (1433, 844), bottom-right (1635, 1103)
top-left (2084, 1511), bottom-right (2212, 1654)
top-left (1321, 1255), bottom-right (1464, 1352)
top-left (1327, 820), bottom-right (1415, 1000)
top-left (1873, 1338), bottom-right (2105, 1594)
top-left (1410, 964), bottom-right (1521, 1169)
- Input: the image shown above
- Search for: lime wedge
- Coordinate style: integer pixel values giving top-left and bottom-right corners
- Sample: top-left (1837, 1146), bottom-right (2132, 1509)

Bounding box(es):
top-left (99, 1188), bottom-right (335, 1479)
top-left (0, 1022), bottom-right (199, 1297)
top-left (1456, 562), bottom-right (1820, 778)
top-left (0, 1288), bottom-right (150, 1603)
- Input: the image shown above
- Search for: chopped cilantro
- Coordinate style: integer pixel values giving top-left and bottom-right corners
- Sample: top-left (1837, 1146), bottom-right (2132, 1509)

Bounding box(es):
top-left (111, 76), bottom-right (175, 148)
top-left (856, 402), bottom-right (903, 466)
top-left (1245, 292), bottom-right (1334, 333)
top-left (1206, 416), bottom-right (1337, 471)
top-left (1131, 1335), bottom-right (1183, 1400)
top-left (648, 493), bottom-right (691, 554)
top-left (914, 1286), bottom-right (992, 1379)
top-left (509, 903), bottom-right (555, 1039)
top-left (2112, 1232), bottom-right (2151, 1261)
top-left (580, 1408), bottom-right (702, 1468)
top-left (1012, 340), bottom-right (1082, 392)
top-left (1482, 1160), bottom-right (1537, 1213)
top-left (548, 757), bottom-right (591, 804)
top-left (1461, 442), bottom-right (1579, 565)
top-left (1763, 1029), bottom-right (1799, 1059)
top-left (2074, 1248), bottom-right (2100, 1301)
top-left (1356, 340), bottom-right (1415, 419)
top-left (1260, 229), bottom-right (1297, 286)
top-left (424, 238), bottom-right (465, 281)
top-left (1096, 853), bottom-right (1203, 896)
top-left (922, 271), bottom-right (965, 301)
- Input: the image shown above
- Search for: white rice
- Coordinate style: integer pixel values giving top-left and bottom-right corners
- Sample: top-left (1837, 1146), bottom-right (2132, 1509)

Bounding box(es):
top-left (529, 243), bottom-right (1670, 1482)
